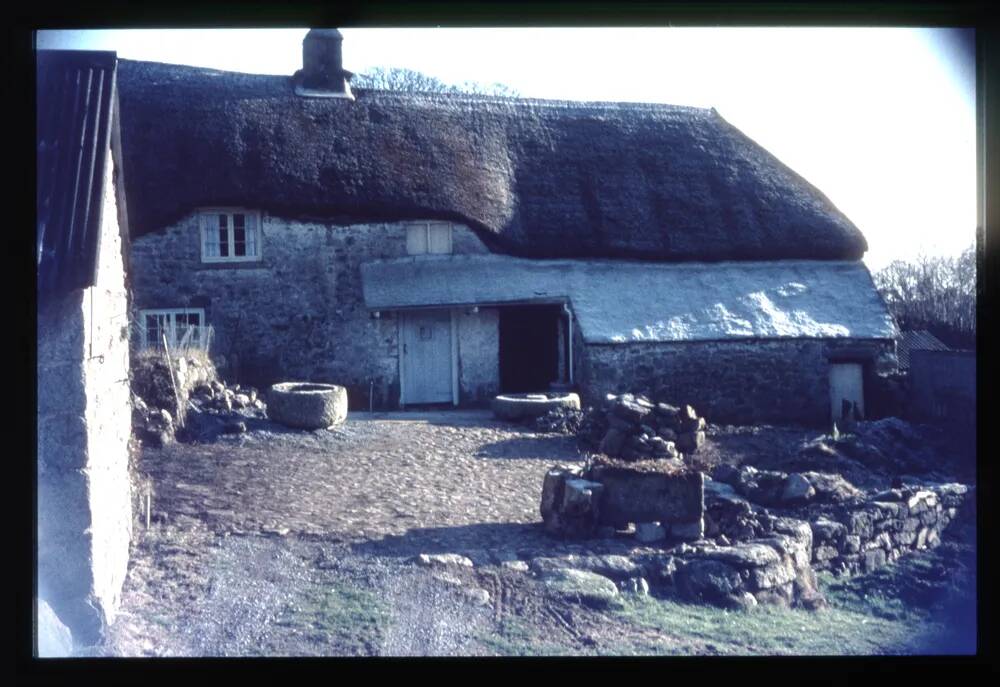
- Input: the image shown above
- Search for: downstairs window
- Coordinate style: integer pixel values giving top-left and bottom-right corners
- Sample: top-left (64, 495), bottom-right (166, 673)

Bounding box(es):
top-left (140, 308), bottom-right (206, 349)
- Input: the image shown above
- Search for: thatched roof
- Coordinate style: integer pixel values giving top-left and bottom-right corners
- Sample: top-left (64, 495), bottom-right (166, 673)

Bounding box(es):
top-left (116, 59), bottom-right (867, 261)
top-left (361, 255), bottom-right (897, 343)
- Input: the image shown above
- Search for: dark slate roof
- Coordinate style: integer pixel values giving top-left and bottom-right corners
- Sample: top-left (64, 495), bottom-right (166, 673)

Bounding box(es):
top-left (116, 59), bottom-right (868, 262)
top-left (37, 50), bottom-right (118, 298)
top-left (897, 329), bottom-right (950, 369)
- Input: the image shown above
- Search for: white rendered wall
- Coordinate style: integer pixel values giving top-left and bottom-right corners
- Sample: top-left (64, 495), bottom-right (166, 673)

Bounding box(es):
top-left (36, 141), bottom-right (132, 649)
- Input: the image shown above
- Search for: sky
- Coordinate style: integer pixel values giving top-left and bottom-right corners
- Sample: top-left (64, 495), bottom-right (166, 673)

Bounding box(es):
top-left (36, 27), bottom-right (977, 271)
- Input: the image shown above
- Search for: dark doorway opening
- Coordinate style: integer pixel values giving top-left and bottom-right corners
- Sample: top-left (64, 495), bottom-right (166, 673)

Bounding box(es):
top-left (499, 304), bottom-right (561, 393)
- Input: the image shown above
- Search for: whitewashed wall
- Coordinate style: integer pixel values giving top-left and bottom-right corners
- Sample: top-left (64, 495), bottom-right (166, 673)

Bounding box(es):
top-left (37, 142), bottom-right (132, 649)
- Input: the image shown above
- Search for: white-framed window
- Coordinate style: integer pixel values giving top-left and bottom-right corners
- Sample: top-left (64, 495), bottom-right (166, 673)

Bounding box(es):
top-left (199, 209), bottom-right (261, 263)
top-left (139, 308), bottom-right (206, 348)
top-left (406, 221), bottom-right (452, 255)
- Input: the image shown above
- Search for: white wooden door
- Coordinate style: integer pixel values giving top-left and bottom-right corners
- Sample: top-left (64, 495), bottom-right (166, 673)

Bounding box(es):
top-left (829, 363), bottom-right (864, 423)
top-left (401, 310), bottom-right (453, 404)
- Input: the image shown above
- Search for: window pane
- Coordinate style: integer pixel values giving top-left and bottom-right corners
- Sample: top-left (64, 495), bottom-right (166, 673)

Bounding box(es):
top-left (428, 223), bottom-right (452, 254)
top-left (203, 227), bottom-right (219, 257)
top-left (406, 225), bottom-right (428, 255)
top-left (246, 215), bottom-right (257, 256)
top-left (234, 224), bottom-right (246, 256)
top-left (216, 214), bottom-right (228, 257)
top-left (145, 314), bottom-right (159, 346)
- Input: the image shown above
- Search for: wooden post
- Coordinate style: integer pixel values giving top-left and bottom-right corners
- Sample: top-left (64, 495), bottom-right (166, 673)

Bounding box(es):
top-left (162, 333), bottom-right (185, 429)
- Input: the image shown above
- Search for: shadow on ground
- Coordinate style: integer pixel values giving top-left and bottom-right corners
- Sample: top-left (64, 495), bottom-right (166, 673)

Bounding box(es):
top-left (351, 521), bottom-right (556, 561)
top-left (474, 435), bottom-right (586, 461)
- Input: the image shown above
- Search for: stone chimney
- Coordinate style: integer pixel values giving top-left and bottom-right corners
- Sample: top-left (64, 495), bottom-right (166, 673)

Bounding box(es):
top-left (294, 29), bottom-right (354, 99)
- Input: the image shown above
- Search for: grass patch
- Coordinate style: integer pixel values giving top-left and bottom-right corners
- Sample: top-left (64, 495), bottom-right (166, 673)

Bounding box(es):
top-left (610, 539), bottom-right (977, 656)
top-left (613, 591), bottom-right (943, 656)
top-left (282, 582), bottom-right (391, 656)
top-left (475, 617), bottom-right (583, 657)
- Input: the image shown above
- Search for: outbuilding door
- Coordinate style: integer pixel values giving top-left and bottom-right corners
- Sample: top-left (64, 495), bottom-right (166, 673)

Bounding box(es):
top-left (400, 309), bottom-right (454, 405)
top-left (829, 363), bottom-right (865, 423)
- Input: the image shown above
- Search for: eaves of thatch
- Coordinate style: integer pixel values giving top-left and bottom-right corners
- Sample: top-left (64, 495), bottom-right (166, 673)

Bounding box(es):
top-left (116, 59), bottom-right (867, 262)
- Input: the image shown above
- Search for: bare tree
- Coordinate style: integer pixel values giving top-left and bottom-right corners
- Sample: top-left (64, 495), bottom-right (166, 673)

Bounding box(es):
top-left (352, 66), bottom-right (520, 97)
top-left (873, 244), bottom-right (976, 349)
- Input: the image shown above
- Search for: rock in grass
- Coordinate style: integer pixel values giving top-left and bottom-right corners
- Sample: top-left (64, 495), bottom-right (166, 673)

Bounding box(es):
top-left (674, 559), bottom-right (744, 604)
top-left (541, 569), bottom-right (623, 609)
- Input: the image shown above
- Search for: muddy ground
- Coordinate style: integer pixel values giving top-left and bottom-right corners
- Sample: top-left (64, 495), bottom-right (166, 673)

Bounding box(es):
top-left (93, 411), bottom-right (976, 657)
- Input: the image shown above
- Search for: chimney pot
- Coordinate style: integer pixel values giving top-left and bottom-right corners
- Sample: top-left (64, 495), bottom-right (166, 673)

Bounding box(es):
top-left (296, 28), bottom-right (354, 99)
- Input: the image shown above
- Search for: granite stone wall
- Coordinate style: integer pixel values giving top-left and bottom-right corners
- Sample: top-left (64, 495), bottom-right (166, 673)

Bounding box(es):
top-left (808, 484), bottom-right (972, 575)
top-left (130, 215), bottom-right (496, 408)
top-left (579, 338), bottom-right (896, 426)
top-left (37, 149), bottom-right (132, 648)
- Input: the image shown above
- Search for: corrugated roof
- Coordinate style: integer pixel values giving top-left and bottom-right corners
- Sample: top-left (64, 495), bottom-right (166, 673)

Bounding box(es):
top-left (36, 50), bottom-right (117, 298)
top-left (897, 329), bottom-right (950, 369)
top-left (360, 255), bottom-right (897, 344)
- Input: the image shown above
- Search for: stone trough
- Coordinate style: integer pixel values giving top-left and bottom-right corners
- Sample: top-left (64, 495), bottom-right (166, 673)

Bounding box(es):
top-left (266, 382), bottom-right (348, 429)
top-left (541, 459), bottom-right (705, 542)
top-left (492, 392), bottom-right (581, 421)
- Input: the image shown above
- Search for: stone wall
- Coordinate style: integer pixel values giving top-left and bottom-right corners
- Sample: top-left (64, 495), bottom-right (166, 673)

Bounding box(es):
top-left (807, 484), bottom-right (972, 575)
top-left (580, 338), bottom-right (896, 426)
top-left (130, 215), bottom-right (496, 408)
top-left (37, 147), bottom-right (132, 648)
top-left (538, 465), bottom-right (973, 610)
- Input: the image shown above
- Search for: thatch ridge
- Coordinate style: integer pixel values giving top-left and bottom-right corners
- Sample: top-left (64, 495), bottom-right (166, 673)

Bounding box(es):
top-left (116, 58), bottom-right (867, 261)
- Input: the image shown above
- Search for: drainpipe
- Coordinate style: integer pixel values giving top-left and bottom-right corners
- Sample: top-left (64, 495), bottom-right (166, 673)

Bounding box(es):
top-left (563, 302), bottom-right (574, 385)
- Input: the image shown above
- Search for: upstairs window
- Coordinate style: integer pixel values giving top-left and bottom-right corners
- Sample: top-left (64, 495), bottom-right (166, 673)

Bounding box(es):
top-left (406, 221), bottom-right (452, 255)
top-left (200, 209), bottom-right (261, 263)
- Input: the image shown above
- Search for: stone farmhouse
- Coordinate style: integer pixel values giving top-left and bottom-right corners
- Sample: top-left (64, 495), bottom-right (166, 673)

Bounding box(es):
top-left (36, 50), bottom-right (133, 650)
top-left (118, 30), bottom-right (897, 426)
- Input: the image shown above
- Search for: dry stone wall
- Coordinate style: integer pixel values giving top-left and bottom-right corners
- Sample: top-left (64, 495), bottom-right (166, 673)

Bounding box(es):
top-left (580, 338), bottom-right (896, 426)
top-left (707, 466), bottom-right (974, 576)
top-left (538, 459), bottom-right (972, 611)
top-left (806, 484), bottom-right (972, 575)
top-left (129, 214), bottom-right (498, 408)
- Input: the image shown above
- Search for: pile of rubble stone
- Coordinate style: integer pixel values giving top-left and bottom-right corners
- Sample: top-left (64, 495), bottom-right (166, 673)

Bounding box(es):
top-left (132, 375), bottom-right (267, 446)
top-left (181, 380), bottom-right (267, 441)
top-left (710, 464), bottom-right (865, 509)
top-left (532, 407), bottom-right (584, 434)
top-left (132, 395), bottom-right (176, 448)
top-left (584, 393), bottom-right (707, 461)
top-left (799, 417), bottom-right (945, 477)
top-left (190, 380), bottom-right (265, 415)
